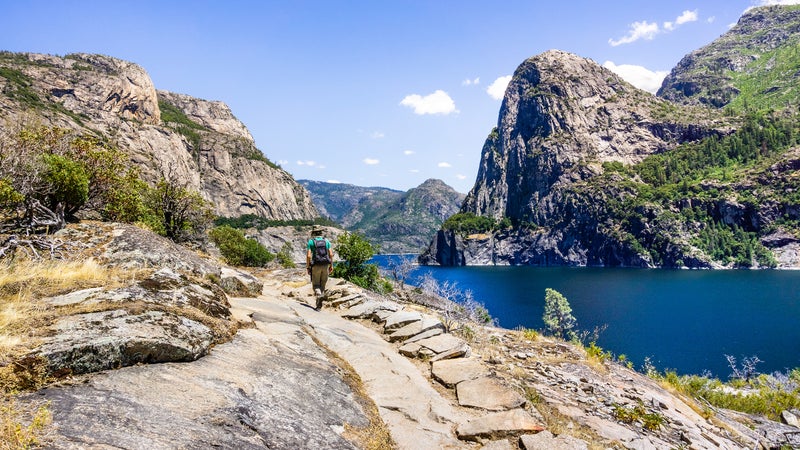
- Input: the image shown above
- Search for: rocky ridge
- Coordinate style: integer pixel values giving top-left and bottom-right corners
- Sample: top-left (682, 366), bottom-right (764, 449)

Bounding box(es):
top-left (0, 51), bottom-right (317, 221)
top-left (11, 222), bottom-right (800, 449)
top-left (658, 5), bottom-right (800, 109)
top-left (302, 178), bottom-right (464, 253)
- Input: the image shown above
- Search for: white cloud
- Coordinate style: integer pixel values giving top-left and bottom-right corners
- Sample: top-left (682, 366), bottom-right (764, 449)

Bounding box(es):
top-left (610, 10), bottom-right (698, 46)
top-left (403, 150), bottom-right (415, 155)
top-left (317, 164), bottom-right (326, 169)
top-left (400, 90), bottom-right (458, 115)
top-left (675, 9), bottom-right (698, 25)
top-left (456, 174), bottom-right (467, 180)
top-left (487, 75), bottom-right (512, 100)
top-left (603, 61), bottom-right (669, 94)
top-left (462, 77), bottom-right (480, 86)
top-left (371, 131), bottom-right (384, 139)
top-left (438, 162), bottom-right (452, 168)
top-left (326, 179), bottom-right (341, 184)
top-left (363, 158), bottom-right (380, 165)
top-left (409, 169), bottom-right (420, 173)
top-left (609, 20), bottom-right (659, 46)
top-left (297, 160), bottom-right (316, 166)
top-left (707, 16), bottom-right (716, 23)
top-left (277, 159), bottom-right (288, 166)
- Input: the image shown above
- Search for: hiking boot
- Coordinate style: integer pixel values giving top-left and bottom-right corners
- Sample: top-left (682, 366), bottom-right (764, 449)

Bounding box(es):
top-left (315, 296), bottom-right (323, 310)
top-left (314, 288), bottom-right (322, 297)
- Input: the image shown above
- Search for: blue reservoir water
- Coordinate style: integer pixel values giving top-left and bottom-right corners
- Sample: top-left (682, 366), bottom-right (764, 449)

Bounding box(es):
top-left (372, 256), bottom-right (800, 378)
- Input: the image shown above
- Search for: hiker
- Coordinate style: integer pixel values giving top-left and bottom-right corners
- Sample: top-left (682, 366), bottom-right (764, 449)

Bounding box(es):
top-left (306, 226), bottom-right (333, 310)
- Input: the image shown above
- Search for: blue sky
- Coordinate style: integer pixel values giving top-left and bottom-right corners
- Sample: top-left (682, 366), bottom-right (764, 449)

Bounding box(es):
top-left (3, 0), bottom-right (797, 193)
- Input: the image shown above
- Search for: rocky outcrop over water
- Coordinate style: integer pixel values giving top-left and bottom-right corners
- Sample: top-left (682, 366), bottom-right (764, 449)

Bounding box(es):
top-left (12, 223), bottom-right (800, 449)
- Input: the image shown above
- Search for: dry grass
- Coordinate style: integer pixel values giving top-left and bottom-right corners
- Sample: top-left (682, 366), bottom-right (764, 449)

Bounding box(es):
top-left (0, 258), bottom-right (135, 363)
top-left (0, 396), bottom-right (51, 450)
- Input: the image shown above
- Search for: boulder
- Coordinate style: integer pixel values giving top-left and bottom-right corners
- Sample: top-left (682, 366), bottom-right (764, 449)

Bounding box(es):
top-left (782, 409), bottom-right (800, 428)
top-left (219, 267), bottom-right (264, 297)
top-left (34, 310), bottom-right (215, 375)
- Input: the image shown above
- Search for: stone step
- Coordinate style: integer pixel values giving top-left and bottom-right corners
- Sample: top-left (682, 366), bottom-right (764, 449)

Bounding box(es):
top-left (386, 317), bottom-right (444, 342)
top-left (431, 358), bottom-right (489, 388)
top-left (383, 310), bottom-right (423, 332)
top-left (456, 377), bottom-right (526, 411)
top-left (456, 409), bottom-right (545, 442)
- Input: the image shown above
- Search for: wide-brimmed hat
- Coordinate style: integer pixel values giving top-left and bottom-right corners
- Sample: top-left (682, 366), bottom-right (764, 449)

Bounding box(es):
top-left (311, 226), bottom-right (326, 236)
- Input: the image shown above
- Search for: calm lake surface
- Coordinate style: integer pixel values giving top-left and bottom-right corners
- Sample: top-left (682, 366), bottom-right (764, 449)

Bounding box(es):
top-left (372, 256), bottom-right (800, 378)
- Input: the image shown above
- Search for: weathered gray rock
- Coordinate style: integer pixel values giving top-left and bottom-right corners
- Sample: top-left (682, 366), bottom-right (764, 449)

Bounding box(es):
top-left (383, 310), bottom-right (423, 332)
top-left (415, 334), bottom-right (470, 361)
top-left (402, 327), bottom-right (443, 344)
top-left (55, 222), bottom-right (222, 277)
top-left (340, 300), bottom-right (381, 318)
top-left (219, 267), bottom-right (264, 297)
top-left (34, 309), bottom-right (215, 375)
top-left (386, 316), bottom-right (444, 342)
top-left (519, 430), bottom-right (589, 450)
top-left (431, 358), bottom-right (489, 388)
top-left (456, 377), bottom-right (526, 411)
top-left (782, 408), bottom-right (800, 428)
top-left (27, 327), bottom-right (368, 449)
top-left (456, 409), bottom-right (545, 441)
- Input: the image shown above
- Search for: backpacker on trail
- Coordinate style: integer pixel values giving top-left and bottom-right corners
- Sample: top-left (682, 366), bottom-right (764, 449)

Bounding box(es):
top-left (312, 237), bottom-right (331, 265)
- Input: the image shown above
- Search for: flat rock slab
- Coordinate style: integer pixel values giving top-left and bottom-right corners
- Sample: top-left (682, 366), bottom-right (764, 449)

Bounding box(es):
top-left (329, 293), bottom-right (364, 308)
top-left (387, 317), bottom-right (444, 342)
top-left (340, 300), bottom-right (397, 319)
top-left (403, 327), bottom-right (443, 344)
top-left (383, 310), bottom-right (423, 331)
top-left (456, 409), bottom-right (545, 441)
top-left (431, 358), bottom-right (489, 388)
top-left (24, 323), bottom-right (368, 449)
top-left (520, 430), bottom-right (589, 450)
top-left (372, 309), bottom-right (396, 323)
top-left (457, 377), bottom-right (526, 411)
top-left (415, 333), bottom-right (467, 355)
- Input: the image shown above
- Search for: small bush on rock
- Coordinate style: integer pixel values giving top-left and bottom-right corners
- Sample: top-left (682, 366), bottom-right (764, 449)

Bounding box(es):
top-left (209, 225), bottom-right (274, 267)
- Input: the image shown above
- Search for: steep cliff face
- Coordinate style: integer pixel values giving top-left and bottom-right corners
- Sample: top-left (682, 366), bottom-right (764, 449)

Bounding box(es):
top-left (462, 50), bottom-right (719, 224)
top-left (0, 52), bottom-right (317, 221)
top-left (434, 51), bottom-right (722, 267)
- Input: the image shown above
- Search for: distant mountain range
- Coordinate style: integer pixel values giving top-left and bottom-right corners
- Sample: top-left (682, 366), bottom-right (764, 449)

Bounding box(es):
top-left (300, 179), bottom-right (464, 253)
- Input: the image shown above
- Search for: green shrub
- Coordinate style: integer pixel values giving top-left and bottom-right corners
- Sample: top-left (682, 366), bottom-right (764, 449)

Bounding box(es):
top-left (41, 153), bottom-right (89, 215)
top-left (542, 288), bottom-right (577, 340)
top-left (332, 231), bottom-right (384, 290)
top-left (144, 177), bottom-right (214, 242)
top-left (442, 212), bottom-right (497, 235)
top-left (209, 225), bottom-right (274, 267)
top-left (276, 241), bottom-right (296, 268)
